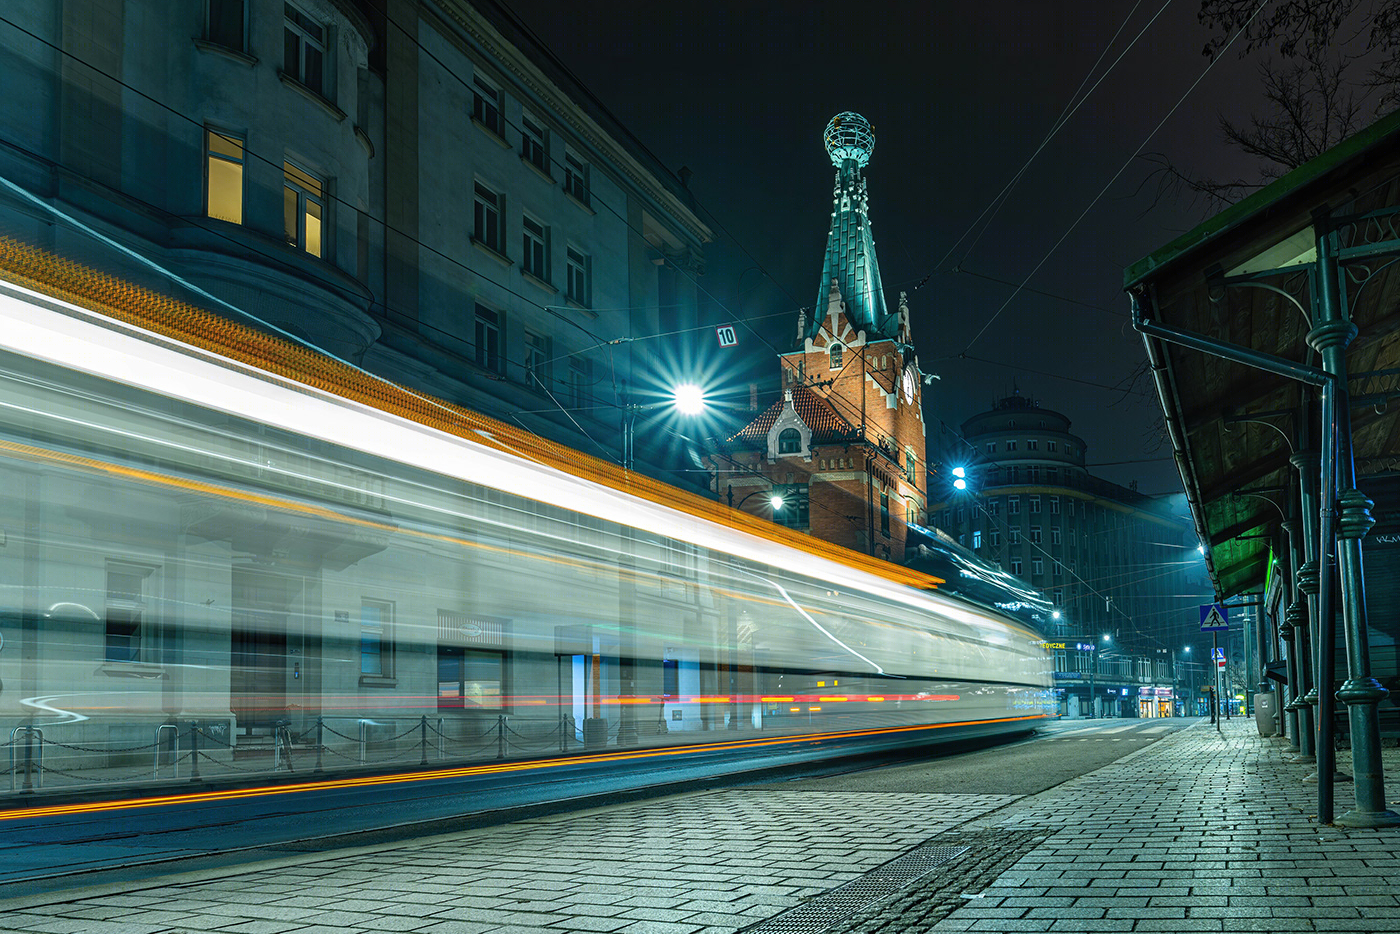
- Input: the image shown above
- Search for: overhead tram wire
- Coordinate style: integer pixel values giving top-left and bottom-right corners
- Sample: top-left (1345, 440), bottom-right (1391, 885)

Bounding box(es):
top-left (957, 0), bottom-right (1271, 355)
top-left (932, 0), bottom-right (1166, 276)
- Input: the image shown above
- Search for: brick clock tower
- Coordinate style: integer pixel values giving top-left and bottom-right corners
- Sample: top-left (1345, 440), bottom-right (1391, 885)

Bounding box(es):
top-left (708, 113), bottom-right (927, 562)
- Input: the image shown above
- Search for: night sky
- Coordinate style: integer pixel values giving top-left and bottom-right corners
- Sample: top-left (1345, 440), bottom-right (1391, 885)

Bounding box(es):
top-left (507, 0), bottom-right (1274, 494)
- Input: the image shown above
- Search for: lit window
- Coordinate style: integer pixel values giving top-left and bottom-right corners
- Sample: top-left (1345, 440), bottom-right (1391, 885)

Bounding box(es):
top-left (564, 148), bottom-right (590, 206)
top-left (523, 215), bottom-right (549, 281)
top-left (206, 129), bottom-right (244, 224)
top-left (778, 428), bottom-right (801, 454)
top-left (521, 112), bottom-right (548, 173)
top-left (474, 182), bottom-right (504, 253)
top-left (973, 530), bottom-right (982, 549)
top-left (474, 303), bottom-right (502, 373)
top-left (830, 344), bottom-right (844, 369)
top-left (283, 2), bottom-right (326, 96)
top-left (566, 247), bottom-right (590, 306)
top-left (472, 74), bottom-right (504, 136)
top-left (105, 563), bottom-right (154, 663)
top-left (283, 162), bottom-right (325, 257)
top-left (207, 0), bottom-right (246, 51)
top-left (360, 599), bottom-right (394, 678)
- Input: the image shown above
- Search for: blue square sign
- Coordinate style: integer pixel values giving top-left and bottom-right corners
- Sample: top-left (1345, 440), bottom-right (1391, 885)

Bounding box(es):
top-left (1199, 603), bottom-right (1229, 632)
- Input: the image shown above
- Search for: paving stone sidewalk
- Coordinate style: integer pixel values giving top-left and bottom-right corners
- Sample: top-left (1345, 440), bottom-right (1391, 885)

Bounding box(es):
top-left (839, 719), bottom-right (1400, 934)
top-left (0, 790), bottom-right (1017, 934)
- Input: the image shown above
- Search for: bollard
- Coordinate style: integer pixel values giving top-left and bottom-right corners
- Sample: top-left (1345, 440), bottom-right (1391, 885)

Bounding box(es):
top-left (21, 728), bottom-right (33, 793)
top-left (419, 715), bottom-right (428, 766)
top-left (315, 716), bottom-right (324, 773)
top-left (497, 714), bottom-right (506, 760)
top-left (188, 723), bottom-right (201, 782)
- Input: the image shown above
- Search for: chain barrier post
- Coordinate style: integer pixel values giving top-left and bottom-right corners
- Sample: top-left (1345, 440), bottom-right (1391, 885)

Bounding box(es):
top-left (419, 716), bottom-right (428, 766)
top-left (188, 723), bottom-right (201, 782)
top-left (497, 714), bottom-right (505, 760)
top-left (21, 727), bottom-right (33, 793)
top-left (315, 716), bottom-right (324, 773)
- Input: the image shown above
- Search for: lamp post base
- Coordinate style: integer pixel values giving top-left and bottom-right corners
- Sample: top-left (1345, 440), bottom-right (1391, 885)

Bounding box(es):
top-left (1334, 807), bottom-right (1400, 829)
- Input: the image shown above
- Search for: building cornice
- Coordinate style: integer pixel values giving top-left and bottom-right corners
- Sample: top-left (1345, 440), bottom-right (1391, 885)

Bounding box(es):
top-left (427, 0), bottom-right (713, 247)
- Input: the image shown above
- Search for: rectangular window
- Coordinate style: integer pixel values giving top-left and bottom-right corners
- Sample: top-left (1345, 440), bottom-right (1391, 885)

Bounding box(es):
top-left (283, 162), bottom-right (325, 257)
top-left (524, 329), bottom-right (550, 386)
top-left (472, 73), bottom-right (504, 136)
top-left (521, 112), bottom-right (548, 173)
top-left (474, 182), bottom-right (504, 253)
top-left (1008, 466), bottom-right (1019, 483)
top-left (1006, 440), bottom-right (1016, 452)
top-left (1051, 527), bottom-right (1062, 545)
top-left (1047, 467), bottom-right (1058, 483)
top-left (1009, 527), bottom-right (1021, 545)
top-left (564, 148), bottom-right (590, 206)
top-left (1028, 466), bottom-right (1041, 483)
top-left (880, 490), bottom-right (891, 536)
top-left (105, 563), bottom-right (154, 663)
top-left (568, 356), bottom-right (590, 409)
top-left (1054, 561), bottom-right (1063, 578)
top-left (972, 530), bottom-right (982, 549)
top-left (566, 247), bottom-right (590, 306)
top-left (1011, 557), bottom-right (1023, 576)
top-left (1027, 439), bottom-right (1038, 451)
top-left (956, 507), bottom-right (965, 524)
top-left (360, 599), bottom-right (394, 678)
top-left (1032, 557), bottom-right (1044, 576)
top-left (208, 0), bottom-right (246, 51)
top-left (1069, 499), bottom-right (1076, 517)
top-left (904, 447), bottom-right (917, 484)
top-left (284, 2), bottom-right (326, 96)
top-left (987, 499), bottom-right (1000, 517)
top-left (1050, 496), bottom-right (1061, 514)
top-left (989, 529), bottom-right (1001, 547)
top-left (1008, 495), bottom-right (1020, 515)
top-left (775, 483), bottom-right (810, 530)
top-left (474, 303), bottom-right (502, 373)
top-left (1030, 495), bottom-right (1041, 514)
top-left (1030, 526), bottom-right (1042, 544)
top-left (1047, 440), bottom-right (1057, 453)
top-left (438, 644), bottom-right (505, 710)
top-left (522, 215), bottom-right (549, 281)
top-left (206, 129), bottom-right (244, 224)
top-left (1054, 589), bottom-right (1063, 605)
top-left (986, 442), bottom-right (996, 454)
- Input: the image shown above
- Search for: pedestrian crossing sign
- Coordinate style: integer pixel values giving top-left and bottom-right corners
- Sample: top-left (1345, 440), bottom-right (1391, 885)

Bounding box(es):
top-left (1199, 603), bottom-right (1229, 632)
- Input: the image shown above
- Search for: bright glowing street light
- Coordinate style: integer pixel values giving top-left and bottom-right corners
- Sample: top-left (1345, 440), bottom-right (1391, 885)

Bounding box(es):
top-left (673, 383), bottom-right (707, 415)
top-left (952, 465), bottom-right (967, 491)
top-left (1197, 544), bottom-right (1205, 555)
top-left (769, 494), bottom-right (785, 511)
top-left (1052, 610), bottom-right (1062, 620)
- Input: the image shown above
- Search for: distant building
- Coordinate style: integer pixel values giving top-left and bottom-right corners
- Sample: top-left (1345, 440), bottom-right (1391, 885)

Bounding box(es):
top-left (705, 113), bottom-right (926, 561)
top-left (931, 393), bottom-right (1209, 716)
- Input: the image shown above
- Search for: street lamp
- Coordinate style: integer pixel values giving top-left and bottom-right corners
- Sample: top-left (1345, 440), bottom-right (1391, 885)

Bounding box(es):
top-left (727, 485), bottom-right (785, 518)
top-left (623, 382), bottom-right (709, 471)
top-left (951, 465), bottom-right (968, 491)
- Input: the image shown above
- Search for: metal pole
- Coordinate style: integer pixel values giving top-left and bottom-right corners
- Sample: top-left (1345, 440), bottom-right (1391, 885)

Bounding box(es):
top-left (1312, 217), bottom-right (1398, 828)
top-left (1213, 632), bottom-right (1221, 732)
top-left (315, 716), bottom-right (324, 773)
top-left (1291, 448), bottom-right (1321, 764)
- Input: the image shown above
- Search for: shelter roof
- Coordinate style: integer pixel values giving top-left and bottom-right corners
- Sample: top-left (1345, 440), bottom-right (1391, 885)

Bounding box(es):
top-left (1124, 110), bottom-right (1400, 598)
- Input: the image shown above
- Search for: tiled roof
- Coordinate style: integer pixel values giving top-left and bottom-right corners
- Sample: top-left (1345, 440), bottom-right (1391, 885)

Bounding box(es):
top-left (726, 386), bottom-right (858, 447)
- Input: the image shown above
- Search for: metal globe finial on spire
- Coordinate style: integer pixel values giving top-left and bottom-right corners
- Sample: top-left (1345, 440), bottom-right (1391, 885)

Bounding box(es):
top-left (824, 112), bottom-right (875, 167)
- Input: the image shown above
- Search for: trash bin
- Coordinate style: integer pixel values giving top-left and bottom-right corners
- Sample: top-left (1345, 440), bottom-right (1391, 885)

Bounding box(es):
top-left (1254, 692), bottom-right (1278, 737)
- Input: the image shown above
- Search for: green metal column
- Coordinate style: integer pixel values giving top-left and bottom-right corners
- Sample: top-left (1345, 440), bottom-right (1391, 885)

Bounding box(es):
top-left (1311, 218), bottom-right (1399, 828)
top-left (1289, 449), bottom-right (1320, 764)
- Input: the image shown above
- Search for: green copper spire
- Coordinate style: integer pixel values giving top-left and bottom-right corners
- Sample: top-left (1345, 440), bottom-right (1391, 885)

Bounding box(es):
top-left (810, 112), bottom-right (892, 342)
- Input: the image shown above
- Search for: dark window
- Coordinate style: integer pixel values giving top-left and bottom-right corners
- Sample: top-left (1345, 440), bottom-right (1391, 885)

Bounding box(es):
top-left (360, 599), bottom-right (393, 677)
top-left (208, 0), bottom-right (246, 51)
top-left (105, 564), bottom-right (153, 663)
top-left (472, 74), bottom-right (503, 136)
top-left (474, 182), bottom-right (503, 253)
top-left (880, 490), bottom-right (890, 536)
top-left (523, 216), bottom-right (548, 281)
top-left (521, 112), bottom-right (548, 172)
top-left (564, 149), bottom-right (590, 205)
top-left (662, 658), bottom-right (679, 698)
top-left (778, 428), bottom-right (801, 454)
top-left (474, 303), bottom-right (502, 372)
top-left (566, 247), bottom-right (590, 306)
top-left (284, 3), bottom-right (326, 96)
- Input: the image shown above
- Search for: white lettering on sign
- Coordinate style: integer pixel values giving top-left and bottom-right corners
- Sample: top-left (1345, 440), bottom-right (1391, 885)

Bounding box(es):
top-left (716, 325), bottom-right (738, 348)
top-left (1376, 533), bottom-right (1400, 545)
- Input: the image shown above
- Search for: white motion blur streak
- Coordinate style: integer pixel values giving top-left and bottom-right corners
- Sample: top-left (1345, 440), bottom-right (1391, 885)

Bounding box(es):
top-left (0, 282), bottom-right (1024, 644)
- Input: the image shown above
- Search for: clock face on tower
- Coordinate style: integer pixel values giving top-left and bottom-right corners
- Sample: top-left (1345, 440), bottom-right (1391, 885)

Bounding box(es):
top-left (902, 365), bottom-right (917, 404)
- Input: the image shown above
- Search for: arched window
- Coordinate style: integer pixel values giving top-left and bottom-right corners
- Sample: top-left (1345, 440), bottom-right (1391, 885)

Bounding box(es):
top-left (829, 344), bottom-right (843, 369)
top-left (778, 428), bottom-right (801, 454)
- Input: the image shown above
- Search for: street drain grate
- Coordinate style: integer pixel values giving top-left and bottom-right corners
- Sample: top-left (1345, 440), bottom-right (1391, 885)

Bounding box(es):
top-left (741, 844), bottom-right (970, 933)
